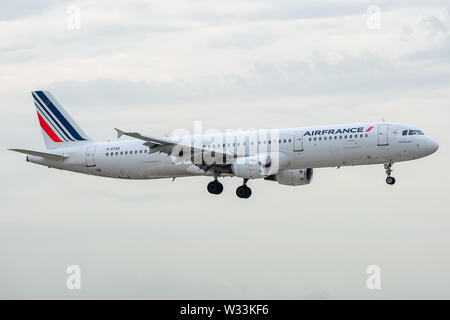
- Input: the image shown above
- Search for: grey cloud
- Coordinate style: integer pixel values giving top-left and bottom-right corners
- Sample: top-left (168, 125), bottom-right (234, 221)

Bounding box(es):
top-left (2, 0), bottom-right (450, 300)
top-left (421, 14), bottom-right (448, 35)
top-left (0, 0), bottom-right (60, 21)
top-left (48, 53), bottom-right (450, 108)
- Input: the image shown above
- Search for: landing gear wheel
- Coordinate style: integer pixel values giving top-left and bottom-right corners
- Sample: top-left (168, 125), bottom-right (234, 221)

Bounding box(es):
top-left (386, 177), bottom-right (396, 185)
top-left (207, 180), bottom-right (223, 194)
top-left (384, 162), bottom-right (396, 185)
top-left (236, 185), bottom-right (252, 199)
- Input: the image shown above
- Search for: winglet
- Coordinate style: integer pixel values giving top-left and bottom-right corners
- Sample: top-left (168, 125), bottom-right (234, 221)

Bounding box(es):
top-left (115, 128), bottom-right (124, 139)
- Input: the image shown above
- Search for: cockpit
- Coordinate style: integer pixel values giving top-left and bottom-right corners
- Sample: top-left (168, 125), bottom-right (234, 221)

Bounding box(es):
top-left (402, 130), bottom-right (424, 136)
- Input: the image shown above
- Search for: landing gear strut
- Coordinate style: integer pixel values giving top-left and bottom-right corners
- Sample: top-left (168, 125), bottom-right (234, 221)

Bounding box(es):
top-left (236, 178), bottom-right (252, 199)
top-left (384, 162), bottom-right (396, 185)
top-left (207, 179), bottom-right (223, 195)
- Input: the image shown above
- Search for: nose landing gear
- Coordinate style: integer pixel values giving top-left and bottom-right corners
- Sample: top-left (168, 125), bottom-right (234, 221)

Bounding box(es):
top-left (384, 162), bottom-right (396, 185)
top-left (236, 178), bottom-right (252, 199)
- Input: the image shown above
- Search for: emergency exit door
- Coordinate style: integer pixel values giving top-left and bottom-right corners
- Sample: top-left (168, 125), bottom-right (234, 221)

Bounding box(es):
top-left (293, 132), bottom-right (305, 151)
top-left (86, 146), bottom-right (96, 167)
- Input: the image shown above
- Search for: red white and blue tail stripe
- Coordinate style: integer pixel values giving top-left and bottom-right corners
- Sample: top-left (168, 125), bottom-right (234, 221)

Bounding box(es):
top-left (32, 90), bottom-right (91, 149)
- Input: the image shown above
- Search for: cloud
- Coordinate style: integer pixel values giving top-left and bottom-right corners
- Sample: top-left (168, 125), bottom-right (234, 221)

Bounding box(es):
top-left (0, 0), bottom-right (59, 21)
top-left (1, 0), bottom-right (450, 300)
top-left (46, 52), bottom-right (450, 109)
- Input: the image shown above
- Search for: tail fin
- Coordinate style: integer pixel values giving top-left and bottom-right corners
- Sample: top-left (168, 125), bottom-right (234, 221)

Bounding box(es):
top-left (32, 90), bottom-right (91, 149)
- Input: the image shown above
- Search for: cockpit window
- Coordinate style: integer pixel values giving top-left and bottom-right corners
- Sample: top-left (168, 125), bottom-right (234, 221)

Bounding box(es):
top-left (407, 130), bottom-right (424, 136)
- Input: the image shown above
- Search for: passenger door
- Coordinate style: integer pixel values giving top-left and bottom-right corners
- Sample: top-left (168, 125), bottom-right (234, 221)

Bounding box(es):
top-left (377, 125), bottom-right (389, 146)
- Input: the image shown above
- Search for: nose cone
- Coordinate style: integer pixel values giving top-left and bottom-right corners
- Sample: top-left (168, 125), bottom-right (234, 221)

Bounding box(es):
top-left (426, 137), bottom-right (439, 155)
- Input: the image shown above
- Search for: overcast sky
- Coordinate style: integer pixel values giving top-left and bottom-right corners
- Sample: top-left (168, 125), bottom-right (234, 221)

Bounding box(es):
top-left (1, 0), bottom-right (449, 299)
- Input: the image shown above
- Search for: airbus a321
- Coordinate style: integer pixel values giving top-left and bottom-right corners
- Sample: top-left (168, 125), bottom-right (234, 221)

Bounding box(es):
top-left (10, 91), bottom-right (439, 199)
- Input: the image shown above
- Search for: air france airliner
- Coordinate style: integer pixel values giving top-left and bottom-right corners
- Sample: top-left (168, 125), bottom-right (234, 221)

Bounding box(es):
top-left (10, 91), bottom-right (439, 198)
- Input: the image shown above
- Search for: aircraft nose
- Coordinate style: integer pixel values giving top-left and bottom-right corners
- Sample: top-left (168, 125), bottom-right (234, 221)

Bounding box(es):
top-left (426, 137), bottom-right (439, 155)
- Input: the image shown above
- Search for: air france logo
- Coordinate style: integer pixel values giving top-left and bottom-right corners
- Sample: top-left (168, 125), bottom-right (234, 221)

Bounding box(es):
top-left (304, 126), bottom-right (374, 136)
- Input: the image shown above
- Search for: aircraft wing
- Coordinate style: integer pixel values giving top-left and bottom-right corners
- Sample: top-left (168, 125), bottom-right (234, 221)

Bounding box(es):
top-left (114, 128), bottom-right (235, 168)
top-left (9, 148), bottom-right (68, 160)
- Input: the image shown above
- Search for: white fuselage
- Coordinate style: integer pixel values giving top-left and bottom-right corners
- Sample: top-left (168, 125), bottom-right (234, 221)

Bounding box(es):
top-left (26, 122), bottom-right (439, 180)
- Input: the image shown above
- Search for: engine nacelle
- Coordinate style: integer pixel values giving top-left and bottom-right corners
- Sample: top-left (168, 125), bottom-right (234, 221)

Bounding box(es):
top-left (232, 154), bottom-right (272, 179)
top-left (232, 153), bottom-right (291, 179)
top-left (273, 168), bottom-right (313, 186)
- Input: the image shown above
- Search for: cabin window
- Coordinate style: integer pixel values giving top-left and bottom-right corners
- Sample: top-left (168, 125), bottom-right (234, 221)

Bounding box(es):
top-left (106, 153), bottom-right (109, 156)
top-left (288, 139), bottom-right (292, 143)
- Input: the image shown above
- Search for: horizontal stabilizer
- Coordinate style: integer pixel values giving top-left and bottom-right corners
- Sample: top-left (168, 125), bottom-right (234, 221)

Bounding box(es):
top-left (9, 148), bottom-right (67, 160)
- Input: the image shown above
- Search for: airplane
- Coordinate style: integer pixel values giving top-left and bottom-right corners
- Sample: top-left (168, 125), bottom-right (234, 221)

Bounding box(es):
top-left (9, 91), bottom-right (439, 199)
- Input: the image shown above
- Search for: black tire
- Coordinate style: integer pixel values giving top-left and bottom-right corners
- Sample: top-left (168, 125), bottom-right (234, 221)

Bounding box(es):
top-left (207, 181), bottom-right (223, 194)
top-left (243, 186), bottom-right (252, 198)
top-left (215, 181), bottom-right (223, 194)
top-left (386, 177), bottom-right (396, 185)
top-left (236, 186), bottom-right (247, 198)
top-left (236, 185), bottom-right (252, 199)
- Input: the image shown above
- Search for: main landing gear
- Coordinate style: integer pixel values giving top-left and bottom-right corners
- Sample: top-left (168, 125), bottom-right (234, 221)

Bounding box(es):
top-left (384, 162), bottom-right (396, 185)
top-left (207, 178), bottom-right (252, 198)
top-left (236, 179), bottom-right (252, 199)
top-left (207, 179), bottom-right (223, 195)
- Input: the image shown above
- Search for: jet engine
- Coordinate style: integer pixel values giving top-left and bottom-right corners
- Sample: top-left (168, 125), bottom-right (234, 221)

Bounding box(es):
top-left (266, 168), bottom-right (313, 186)
top-left (232, 153), bottom-right (291, 179)
top-left (232, 154), bottom-right (272, 179)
